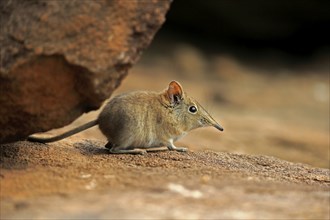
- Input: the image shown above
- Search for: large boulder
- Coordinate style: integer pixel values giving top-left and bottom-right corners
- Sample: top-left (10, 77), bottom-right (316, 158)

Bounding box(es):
top-left (0, 0), bottom-right (171, 143)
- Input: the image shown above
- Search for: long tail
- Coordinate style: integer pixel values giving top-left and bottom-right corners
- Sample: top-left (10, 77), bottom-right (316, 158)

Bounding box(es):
top-left (28, 119), bottom-right (99, 143)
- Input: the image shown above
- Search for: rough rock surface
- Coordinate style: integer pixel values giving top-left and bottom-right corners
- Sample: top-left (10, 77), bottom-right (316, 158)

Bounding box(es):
top-left (0, 140), bottom-right (329, 219)
top-left (0, 0), bottom-right (171, 143)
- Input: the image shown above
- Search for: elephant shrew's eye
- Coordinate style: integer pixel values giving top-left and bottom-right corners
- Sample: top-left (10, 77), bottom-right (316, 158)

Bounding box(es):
top-left (188, 105), bottom-right (198, 114)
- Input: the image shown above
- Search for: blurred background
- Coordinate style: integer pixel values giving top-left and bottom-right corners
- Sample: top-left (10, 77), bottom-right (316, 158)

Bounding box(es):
top-left (60, 0), bottom-right (329, 168)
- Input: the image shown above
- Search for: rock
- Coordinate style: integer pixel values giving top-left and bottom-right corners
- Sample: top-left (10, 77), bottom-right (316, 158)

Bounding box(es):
top-left (0, 0), bottom-right (171, 143)
top-left (0, 141), bottom-right (329, 219)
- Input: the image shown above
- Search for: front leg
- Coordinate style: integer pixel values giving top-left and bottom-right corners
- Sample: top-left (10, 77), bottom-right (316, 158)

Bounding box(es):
top-left (167, 139), bottom-right (187, 152)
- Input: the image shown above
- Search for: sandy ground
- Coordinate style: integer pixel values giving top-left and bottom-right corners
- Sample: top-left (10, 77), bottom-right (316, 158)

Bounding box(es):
top-left (1, 40), bottom-right (329, 219)
top-left (1, 140), bottom-right (329, 219)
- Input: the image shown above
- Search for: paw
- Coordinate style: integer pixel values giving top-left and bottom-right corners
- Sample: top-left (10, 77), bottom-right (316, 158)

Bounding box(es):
top-left (109, 148), bottom-right (147, 155)
top-left (136, 150), bottom-right (147, 155)
top-left (168, 146), bottom-right (188, 152)
top-left (175, 147), bottom-right (188, 152)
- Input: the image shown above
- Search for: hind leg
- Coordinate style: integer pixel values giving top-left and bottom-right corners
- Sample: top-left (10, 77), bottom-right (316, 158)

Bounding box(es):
top-left (109, 148), bottom-right (146, 155)
top-left (146, 147), bottom-right (168, 153)
top-left (106, 142), bottom-right (146, 155)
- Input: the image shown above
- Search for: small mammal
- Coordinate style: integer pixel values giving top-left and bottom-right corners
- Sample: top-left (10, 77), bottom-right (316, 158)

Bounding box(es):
top-left (28, 81), bottom-right (224, 154)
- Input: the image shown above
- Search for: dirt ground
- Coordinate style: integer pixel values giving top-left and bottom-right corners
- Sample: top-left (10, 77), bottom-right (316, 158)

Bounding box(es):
top-left (1, 140), bottom-right (329, 219)
top-left (1, 40), bottom-right (329, 219)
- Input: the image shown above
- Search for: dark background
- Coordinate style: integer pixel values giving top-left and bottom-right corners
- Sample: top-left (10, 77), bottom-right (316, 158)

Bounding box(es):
top-left (160, 0), bottom-right (330, 60)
